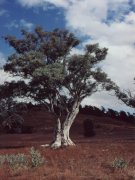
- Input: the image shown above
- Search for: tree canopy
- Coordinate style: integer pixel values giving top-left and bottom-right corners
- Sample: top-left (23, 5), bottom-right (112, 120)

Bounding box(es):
top-left (2, 26), bottom-right (118, 148)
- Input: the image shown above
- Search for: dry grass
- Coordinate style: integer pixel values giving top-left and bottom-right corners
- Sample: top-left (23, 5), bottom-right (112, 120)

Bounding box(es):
top-left (0, 142), bottom-right (134, 180)
top-left (0, 110), bottom-right (134, 179)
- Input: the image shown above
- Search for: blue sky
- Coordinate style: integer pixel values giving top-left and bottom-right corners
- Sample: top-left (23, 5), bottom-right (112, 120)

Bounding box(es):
top-left (0, 1), bottom-right (66, 56)
top-left (0, 0), bottom-right (135, 112)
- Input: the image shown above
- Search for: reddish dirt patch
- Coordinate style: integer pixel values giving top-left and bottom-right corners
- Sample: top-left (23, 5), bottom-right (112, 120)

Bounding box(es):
top-left (0, 142), bottom-right (134, 180)
top-left (0, 110), bottom-right (134, 179)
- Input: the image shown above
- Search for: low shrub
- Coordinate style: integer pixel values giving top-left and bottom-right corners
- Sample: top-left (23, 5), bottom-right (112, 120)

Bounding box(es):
top-left (112, 158), bottom-right (128, 169)
top-left (30, 147), bottom-right (45, 167)
top-left (0, 147), bottom-right (45, 169)
top-left (0, 154), bottom-right (28, 167)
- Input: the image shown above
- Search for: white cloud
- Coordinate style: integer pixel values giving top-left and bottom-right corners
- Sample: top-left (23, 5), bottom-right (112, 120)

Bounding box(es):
top-left (0, 69), bottom-right (10, 84)
top-left (82, 91), bottom-right (135, 113)
top-left (0, 9), bottom-right (8, 16)
top-left (20, 19), bottom-right (34, 30)
top-left (14, 0), bottom-right (135, 111)
top-left (17, 0), bottom-right (70, 8)
top-left (83, 39), bottom-right (135, 88)
top-left (64, 1), bottom-right (134, 45)
top-left (0, 53), bottom-right (10, 84)
top-left (6, 19), bottom-right (34, 30)
top-left (0, 52), bottom-right (6, 67)
top-left (17, 0), bottom-right (43, 7)
top-left (133, 0), bottom-right (135, 4)
top-left (0, 69), bottom-right (21, 85)
top-left (125, 11), bottom-right (135, 24)
top-left (58, 0), bottom-right (135, 111)
top-left (6, 20), bottom-right (19, 29)
top-left (17, 0), bottom-right (134, 45)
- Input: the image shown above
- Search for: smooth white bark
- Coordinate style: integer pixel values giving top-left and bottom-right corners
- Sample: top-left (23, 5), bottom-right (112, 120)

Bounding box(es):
top-left (41, 101), bottom-right (80, 149)
top-left (51, 118), bottom-right (62, 148)
top-left (62, 106), bottom-right (79, 146)
top-left (51, 101), bottom-right (80, 148)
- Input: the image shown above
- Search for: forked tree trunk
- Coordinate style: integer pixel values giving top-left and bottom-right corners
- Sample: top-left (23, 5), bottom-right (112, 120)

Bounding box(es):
top-left (62, 106), bottom-right (79, 146)
top-left (51, 101), bottom-right (80, 148)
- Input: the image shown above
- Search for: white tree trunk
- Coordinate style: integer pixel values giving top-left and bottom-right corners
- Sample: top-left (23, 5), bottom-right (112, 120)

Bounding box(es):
top-left (62, 106), bottom-right (79, 146)
top-left (51, 118), bottom-right (62, 148)
top-left (41, 101), bottom-right (80, 149)
top-left (51, 101), bottom-right (80, 148)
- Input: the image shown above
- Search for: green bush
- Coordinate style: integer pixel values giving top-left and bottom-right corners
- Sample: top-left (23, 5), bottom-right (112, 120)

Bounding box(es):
top-left (0, 147), bottom-right (45, 168)
top-left (0, 155), bottom-right (6, 165)
top-left (0, 153), bottom-right (28, 167)
top-left (30, 147), bottom-right (45, 167)
top-left (112, 158), bottom-right (128, 169)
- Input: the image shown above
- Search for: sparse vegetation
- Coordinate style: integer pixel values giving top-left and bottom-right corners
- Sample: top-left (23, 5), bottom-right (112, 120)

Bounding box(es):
top-left (112, 158), bottom-right (129, 169)
top-left (0, 147), bottom-right (45, 170)
top-left (6, 154), bottom-right (28, 168)
top-left (0, 109), bottom-right (134, 179)
top-left (0, 143), bottom-right (134, 179)
top-left (30, 147), bottom-right (45, 167)
top-left (0, 153), bottom-right (28, 167)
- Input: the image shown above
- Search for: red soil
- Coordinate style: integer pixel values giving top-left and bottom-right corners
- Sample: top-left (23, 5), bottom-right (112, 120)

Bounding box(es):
top-left (0, 109), bottom-right (134, 179)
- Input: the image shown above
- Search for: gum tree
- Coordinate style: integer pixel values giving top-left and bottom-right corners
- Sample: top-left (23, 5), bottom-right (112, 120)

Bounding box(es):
top-left (4, 27), bottom-right (116, 148)
top-left (116, 84), bottom-right (135, 108)
top-left (0, 82), bottom-right (26, 131)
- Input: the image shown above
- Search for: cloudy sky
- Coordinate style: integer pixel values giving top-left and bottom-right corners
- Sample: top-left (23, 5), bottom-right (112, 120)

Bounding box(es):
top-left (0, 0), bottom-right (135, 112)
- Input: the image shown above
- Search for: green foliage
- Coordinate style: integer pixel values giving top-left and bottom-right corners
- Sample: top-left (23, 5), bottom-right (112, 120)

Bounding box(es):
top-left (30, 147), bottom-right (45, 167)
top-left (1, 114), bottom-right (24, 130)
top-left (33, 62), bottom-right (64, 82)
top-left (6, 154), bottom-right (28, 167)
top-left (0, 154), bottom-right (28, 167)
top-left (0, 147), bottom-right (45, 168)
top-left (0, 81), bottom-right (28, 132)
top-left (0, 81), bottom-right (28, 100)
top-left (0, 96), bottom-right (26, 132)
top-left (3, 26), bottom-right (118, 119)
top-left (4, 27), bottom-right (79, 76)
top-left (0, 155), bottom-right (6, 165)
top-left (112, 158), bottom-right (128, 169)
top-left (116, 89), bottom-right (135, 109)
